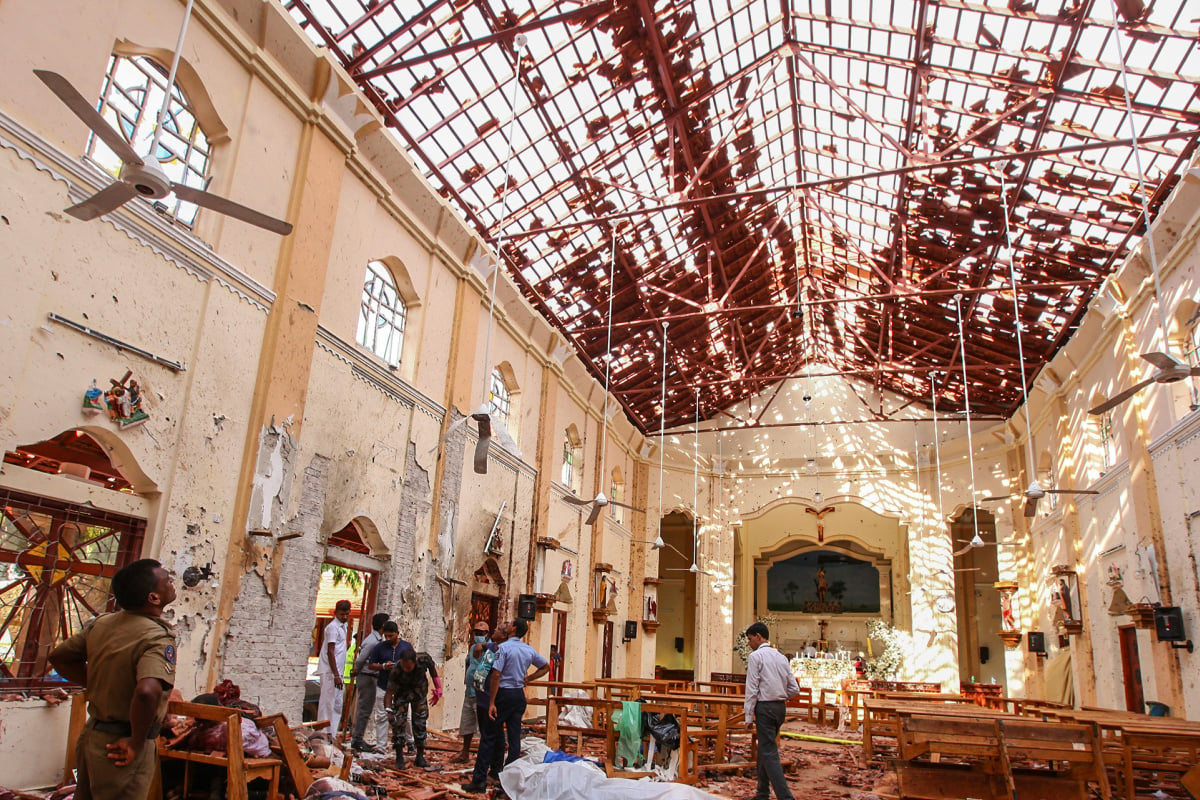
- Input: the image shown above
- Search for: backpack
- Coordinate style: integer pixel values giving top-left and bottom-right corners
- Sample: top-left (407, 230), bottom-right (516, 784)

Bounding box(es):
top-left (471, 647), bottom-right (497, 695)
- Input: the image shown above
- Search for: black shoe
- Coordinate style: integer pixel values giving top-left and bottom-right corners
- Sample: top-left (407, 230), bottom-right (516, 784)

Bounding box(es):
top-left (395, 754), bottom-right (405, 770)
top-left (350, 740), bottom-right (366, 752)
top-left (460, 782), bottom-right (487, 794)
top-left (414, 751), bottom-right (429, 768)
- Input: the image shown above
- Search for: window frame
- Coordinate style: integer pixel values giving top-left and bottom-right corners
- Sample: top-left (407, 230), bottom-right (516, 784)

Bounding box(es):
top-left (489, 368), bottom-right (511, 424)
top-left (0, 489), bottom-right (145, 689)
top-left (87, 54), bottom-right (212, 226)
top-left (356, 260), bottom-right (409, 367)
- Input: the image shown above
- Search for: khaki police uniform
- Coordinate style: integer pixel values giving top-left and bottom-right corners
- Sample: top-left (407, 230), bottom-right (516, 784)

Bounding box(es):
top-left (51, 611), bottom-right (176, 800)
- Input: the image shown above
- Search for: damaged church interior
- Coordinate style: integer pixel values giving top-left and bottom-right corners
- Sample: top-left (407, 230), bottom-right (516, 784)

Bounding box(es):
top-left (1, 0), bottom-right (1199, 797)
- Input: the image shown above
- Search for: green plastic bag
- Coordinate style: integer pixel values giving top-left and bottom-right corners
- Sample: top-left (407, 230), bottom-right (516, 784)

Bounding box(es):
top-left (614, 699), bottom-right (643, 768)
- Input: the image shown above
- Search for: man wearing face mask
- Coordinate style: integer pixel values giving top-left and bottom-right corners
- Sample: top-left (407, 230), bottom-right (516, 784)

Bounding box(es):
top-left (451, 620), bottom-right (492, 764)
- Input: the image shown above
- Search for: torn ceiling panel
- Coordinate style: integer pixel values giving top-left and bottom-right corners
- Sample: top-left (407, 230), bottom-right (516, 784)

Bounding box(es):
top-left (284, 0), bottom-right (1200, 430)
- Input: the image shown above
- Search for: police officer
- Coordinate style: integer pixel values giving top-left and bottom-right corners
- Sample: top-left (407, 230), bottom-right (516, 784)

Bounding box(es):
top-left (49, 558), bottom-right (177, 800)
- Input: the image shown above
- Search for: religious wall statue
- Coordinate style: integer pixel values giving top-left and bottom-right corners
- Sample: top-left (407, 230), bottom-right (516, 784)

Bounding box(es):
top-left (815, 566), bottom-right (828, 603)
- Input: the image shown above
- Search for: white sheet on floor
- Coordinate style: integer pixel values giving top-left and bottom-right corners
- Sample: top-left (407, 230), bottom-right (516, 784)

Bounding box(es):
top-left (499, 738), bottom-right (723, 800)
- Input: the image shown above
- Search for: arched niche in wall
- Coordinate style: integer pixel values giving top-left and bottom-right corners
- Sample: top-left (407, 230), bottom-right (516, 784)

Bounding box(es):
top-left (753, 537), bottom-right (893, 625)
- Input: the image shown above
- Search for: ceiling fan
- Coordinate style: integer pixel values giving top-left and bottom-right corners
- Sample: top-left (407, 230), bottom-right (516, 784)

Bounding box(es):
top-left (33, 0), bottom-right (291, 235)
top-left (432, 403), bottom-right (494, 474)
top-left (35, 70), bottom-right (292, 235)
top-left (1088, 352), bottom-right (1200, 415)
top-left (987, 178), bottom-right (1097, 516)
top-left (560, 227), bottom-right (644, 525)
top-left (980, 479), bottom-right (1098, 518)
top-left (953, 532), bottom-right (1020, 557)
top-left (1087, 26), bottom-right (1197, 416)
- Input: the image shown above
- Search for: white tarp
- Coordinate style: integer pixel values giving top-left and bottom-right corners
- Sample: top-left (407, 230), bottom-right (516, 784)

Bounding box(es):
top-left (499, 738), bottom-right (724, 800)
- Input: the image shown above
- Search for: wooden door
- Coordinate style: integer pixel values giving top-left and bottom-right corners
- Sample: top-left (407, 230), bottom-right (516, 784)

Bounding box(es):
top-left (1119, 625), bottom-right (1144, 713)
top-left (552, 610), bottom-right (567, 682)
top-left (602, 621), bottom-right (614, 679)
top-left (470, 593), bottom-right (499, 633)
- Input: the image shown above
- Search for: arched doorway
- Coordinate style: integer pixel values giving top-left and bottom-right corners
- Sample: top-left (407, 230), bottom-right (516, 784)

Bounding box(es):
top-left (654, 511), bottom-right (695, 680)
top-left (950, 507), bottom-right (1004, 685)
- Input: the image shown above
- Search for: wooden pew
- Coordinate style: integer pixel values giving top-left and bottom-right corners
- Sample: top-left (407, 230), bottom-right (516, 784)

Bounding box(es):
top-left (525, 681), bottom-right (604, 750)
top-left (1118, 730), bottom-right (1200, 800)
top-left (641, 691), bottom-right (757, 775)
top-left (894, 712), bottom-right (1110, 800)
top-left (158, 701), bottom-right (282, 800)
top-left (863, 698), bottom-right (1011, 760)
top-left (605, 700), bottom-right (698, 784)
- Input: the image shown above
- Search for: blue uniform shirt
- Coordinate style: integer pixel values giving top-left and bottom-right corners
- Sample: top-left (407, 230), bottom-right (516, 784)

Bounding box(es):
top-left (368, 639), bottom-right (411, 691)
top-left (492, 637), bottom-right (547, 689)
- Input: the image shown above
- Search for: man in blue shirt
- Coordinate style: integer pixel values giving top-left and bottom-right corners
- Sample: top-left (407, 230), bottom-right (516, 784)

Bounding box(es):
top-left (462, 623), bottom-right (509, 793)
top-left (488, 619), bottom-right (548, 768)
top-left (366, 622), bottom-right (411, 755)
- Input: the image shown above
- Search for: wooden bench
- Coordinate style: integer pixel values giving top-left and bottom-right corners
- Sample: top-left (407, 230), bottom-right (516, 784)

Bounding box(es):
top-left (1118, 729), bottom-right (1200, 800)
top-left (158, 701), bottom-right (283, 800)
top-left (605, 700), bottom-right (699, 784)
top-left (894, 712), bottom-right (1110, 800)
top-left (641, 691), bottom-right (757, 775)
top-left (864, 698), bottom-right (1011, 760)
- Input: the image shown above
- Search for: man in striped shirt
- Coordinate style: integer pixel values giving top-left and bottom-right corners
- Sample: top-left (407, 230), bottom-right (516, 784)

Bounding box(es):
top-left (743, 622), bottom-right (799, 800)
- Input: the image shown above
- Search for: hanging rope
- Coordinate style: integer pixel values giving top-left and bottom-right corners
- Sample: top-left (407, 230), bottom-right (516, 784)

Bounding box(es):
top-left (953, 295), bottom-right (982, 545)
top-left (1105, 0), bottom-right (1171, 352)
top-left (656, 323), bottom-right (670, 539)
top-left (150, 0), bottom-right (197, 156)
top-left (478, 35), bottom-right (528, 406)
top-left (999, 175), bottom-right (1039, 480)
top-left (692, 387), bottom-right (700, 569)
top-left (598, 225), bottom-right (618, 489)
top-left (931, 373), bottom-right (945, 530)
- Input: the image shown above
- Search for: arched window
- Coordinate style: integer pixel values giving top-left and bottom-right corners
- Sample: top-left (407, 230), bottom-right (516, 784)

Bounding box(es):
top-left (357, 261), bottom-right (407, 366)
top-left (1185, 315), bottom-right (1200, 412)
top-left (88, 54), bottom-right (211, 225)
top-left (1098, 410), bottom-right (1117, 471)
top-left (561, 427), bottom-right (581, 492)
top-left (610, 467), bottom-right (626, 525)
top-left (489, 368), bottom-right (511, 424)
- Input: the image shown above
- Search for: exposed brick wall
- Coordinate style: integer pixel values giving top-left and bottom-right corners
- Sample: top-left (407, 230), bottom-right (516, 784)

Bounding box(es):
top-left (221, 454), bottom-right (330, 715)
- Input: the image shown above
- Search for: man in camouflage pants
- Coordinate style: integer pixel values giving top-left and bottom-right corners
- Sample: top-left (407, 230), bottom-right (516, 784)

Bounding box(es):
top-left (384, 648), bottom-right (441, 770)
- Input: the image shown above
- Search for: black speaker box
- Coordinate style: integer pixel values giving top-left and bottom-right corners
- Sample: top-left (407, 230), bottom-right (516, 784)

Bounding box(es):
top-left (517, 594), bottom-right (537, 621)
top-left (624, 620), bottom-right (638, 640)
top-left (1027, 631), bottom-right (1046, 654)
top-left (979, 645), bottom-right (990, 664)
top-left (1154, 606), bottom-right (1185, 642)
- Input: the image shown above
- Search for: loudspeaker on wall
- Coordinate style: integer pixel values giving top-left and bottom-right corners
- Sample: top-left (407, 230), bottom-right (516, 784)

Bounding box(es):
top-left (517, 594), bottom-right (536, 620)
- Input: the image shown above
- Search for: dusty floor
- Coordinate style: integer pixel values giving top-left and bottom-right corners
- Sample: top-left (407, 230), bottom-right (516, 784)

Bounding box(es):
top-left (351, 716), bottom-right (895, 799)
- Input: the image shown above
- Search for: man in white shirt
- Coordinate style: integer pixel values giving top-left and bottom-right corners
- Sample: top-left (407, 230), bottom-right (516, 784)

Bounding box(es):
top-left (744, 622), bottom-right (799, 800)
top-left (317, 600), bottom-right (352, 734)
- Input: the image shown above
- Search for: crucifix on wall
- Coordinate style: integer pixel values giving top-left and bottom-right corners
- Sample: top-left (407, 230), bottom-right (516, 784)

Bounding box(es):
top-left (806, 505), bottom-right (836, 543)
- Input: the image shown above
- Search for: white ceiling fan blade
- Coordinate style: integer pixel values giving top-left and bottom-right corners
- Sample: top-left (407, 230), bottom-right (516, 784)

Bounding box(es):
top-left (429, 414), bottom-right (470, 456)
top-left (1043, 489), bottom-right (1099, 496)
top-left (561, 494), bottom-right (593, 508)
top-left (584, 503), bottom-right (603, 526)
top-left (65, 181), bottom-right (138, 220)
top-left (1140, 351), bottom-right (1183, 370)
top-left (608, 499), bottom-right (644, 514)
top-left (1189, 368), bottom-right (1200, 377)
top-left (979, 495), bottom-right (1011, 503)
top-left (1088, 377), bottom-right (1156, 415)
top-left (35, 70), bottom-right (144, 167)
top-left (952, 543), bottom-right (975, 556)
top-left (170, 184), bottom-right (293, 235)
